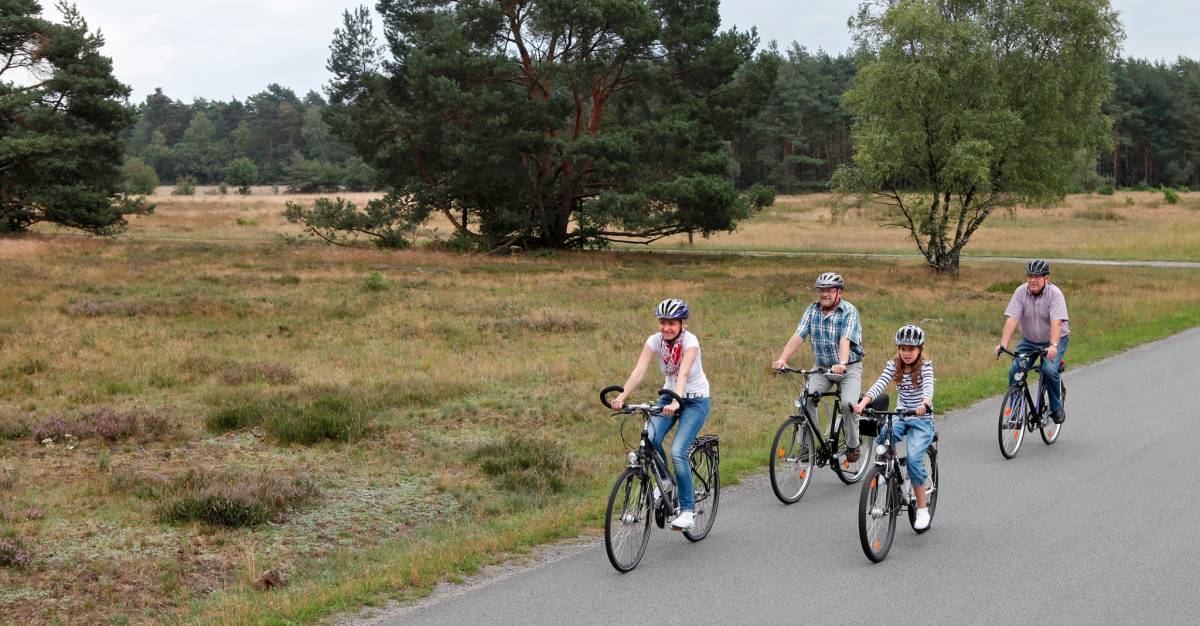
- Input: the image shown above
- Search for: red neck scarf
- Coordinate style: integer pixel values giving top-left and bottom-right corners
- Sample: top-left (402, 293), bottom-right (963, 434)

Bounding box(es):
top-left (662, 327), bottom-right (685, 377)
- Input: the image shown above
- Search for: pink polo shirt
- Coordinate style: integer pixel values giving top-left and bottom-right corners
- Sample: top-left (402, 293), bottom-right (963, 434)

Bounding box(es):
top-left (1004, 283), bottom-right (1070, 344)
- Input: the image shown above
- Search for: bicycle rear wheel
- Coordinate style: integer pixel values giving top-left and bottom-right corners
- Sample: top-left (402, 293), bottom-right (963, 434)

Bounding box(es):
top-left (833, 408), bottom-right (872, 484)
top-left (907, 444), bottom-right (938, 534)
top-left (769, 417), bottom-right (815, 504)
top-left (859, 465), bottom-right (898, 562)
top-left (683, 444), bottom-right (719, 542)
top-left (604, 467), bottom-right (652, 572)
top-left (1040, 382), bottom-right (1065, 445)
top-left (998, 386), bottom-right (1026, 459)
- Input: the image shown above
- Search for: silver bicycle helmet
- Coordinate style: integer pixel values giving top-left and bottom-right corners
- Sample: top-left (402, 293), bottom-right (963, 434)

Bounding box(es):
top-left (814, 272), bottom-right (844, 289)
top-left (1026, 259), bottom-right (1050, 276)
top-left (895, 324), bottom-right (925, 347)
top-left (654, 298), bottom-right (689, 320)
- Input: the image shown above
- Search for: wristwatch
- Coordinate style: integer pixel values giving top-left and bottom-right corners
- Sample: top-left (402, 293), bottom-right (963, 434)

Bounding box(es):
top-left (923, 402), bottom-right (933, 413)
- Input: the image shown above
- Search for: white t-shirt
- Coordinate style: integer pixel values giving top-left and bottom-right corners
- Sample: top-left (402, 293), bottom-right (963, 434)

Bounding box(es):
top-left (645, 331), bottom-right (710, 397)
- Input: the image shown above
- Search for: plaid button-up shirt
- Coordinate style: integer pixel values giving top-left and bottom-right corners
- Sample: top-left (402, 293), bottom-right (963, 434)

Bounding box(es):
top-left (795, 300), bottom-right (865, 368)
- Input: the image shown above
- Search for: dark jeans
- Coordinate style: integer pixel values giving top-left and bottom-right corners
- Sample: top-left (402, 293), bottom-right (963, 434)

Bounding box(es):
top-left (1008, 335), bottom-right (1069, 412)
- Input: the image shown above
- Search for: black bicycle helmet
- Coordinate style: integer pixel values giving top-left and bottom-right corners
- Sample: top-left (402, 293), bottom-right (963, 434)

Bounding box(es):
top-left (1026, 259), bottom-right (1050, 276)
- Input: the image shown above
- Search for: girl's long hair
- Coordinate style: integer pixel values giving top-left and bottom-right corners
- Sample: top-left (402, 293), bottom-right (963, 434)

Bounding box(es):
top-left (892, 348), bottom-right (926, 387)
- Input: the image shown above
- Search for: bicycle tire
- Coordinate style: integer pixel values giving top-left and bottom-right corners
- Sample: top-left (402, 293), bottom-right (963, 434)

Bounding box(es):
top-left (683, 445), bottom-right (719, 542)
top-left (1040, 382), bottom-right (1064, 445)
top-left (998, 386), bottom-right (1026, 459)
top-left (907, 444), bottom-right (938, 534)
top-left (859, 465), bottom-right (897, 562)
top-left (833, 403), bottom-right (872, 484)
top-left (769, 417), bottom-right (815, 504)
top-left (604, 467), bottom-right (652, 572)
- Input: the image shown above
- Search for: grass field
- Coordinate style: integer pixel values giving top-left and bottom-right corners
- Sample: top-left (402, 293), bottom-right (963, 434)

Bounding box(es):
top-left (1, 193), bottom-right (1198, 624)
top-left (647, 191), bottom-right (1200, 261)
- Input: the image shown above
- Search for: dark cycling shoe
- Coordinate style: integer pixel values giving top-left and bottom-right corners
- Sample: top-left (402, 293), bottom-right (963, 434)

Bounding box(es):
top-left (1050, 409), bottom-right (1065, 424)
top-left (844, 446), bottom-right (861, 463)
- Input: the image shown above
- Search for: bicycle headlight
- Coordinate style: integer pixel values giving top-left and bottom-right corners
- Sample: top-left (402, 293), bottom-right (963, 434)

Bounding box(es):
top-left (793, 398), bottom-right (803, 409)
top-left (627, 452), bottom-right (638, 465)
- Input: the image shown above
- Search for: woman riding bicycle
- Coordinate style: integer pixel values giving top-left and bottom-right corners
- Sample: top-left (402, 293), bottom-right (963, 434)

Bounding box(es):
top-left (853, 324), bottom-right (936, 530)
top-left (610, 299), bottom-right (710, 531)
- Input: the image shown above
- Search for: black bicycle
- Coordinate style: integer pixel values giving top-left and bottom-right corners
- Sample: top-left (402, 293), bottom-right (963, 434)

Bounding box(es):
top-left (768, 366), bottom-right (873, 504)
top-left (858, 394), bottom-right (939, 563)
top-left (996, 346), bottom-right (1066, 459)
top-left (598, 386), bottom-right (720, 572)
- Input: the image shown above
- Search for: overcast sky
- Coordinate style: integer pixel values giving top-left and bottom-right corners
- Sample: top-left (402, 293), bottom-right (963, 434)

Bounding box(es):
top-left (57, 0), bottom-right (1200, 104)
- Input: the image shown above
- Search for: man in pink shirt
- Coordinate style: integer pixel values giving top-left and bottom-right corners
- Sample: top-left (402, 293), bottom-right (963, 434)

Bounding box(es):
top-left (995, 260), bottom-right (1070, 423)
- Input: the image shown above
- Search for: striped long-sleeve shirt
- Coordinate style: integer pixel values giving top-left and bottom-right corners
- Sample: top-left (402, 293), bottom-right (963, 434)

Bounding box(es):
top-left (865, 360), bottom-right (935, 411)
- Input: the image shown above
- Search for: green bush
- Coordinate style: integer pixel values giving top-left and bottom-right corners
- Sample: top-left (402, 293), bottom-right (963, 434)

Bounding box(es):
top-left (746, 183), bottom-right (777, 210)
top-left (1097, 178), bottom-right (1115, 195)
top-left (121, 157), bottom-right (159, 196)
top-left (474, 435), bottom-right (571, 494)
top-left (205, 396), bottom-right (273, 432)
top-left (155, 469), bottom-right (317, 527)
top-left (1162, 187), bottom-right (1180, 204)
top-left (362, 271), bottom-right (388, 292)
top-left (263, 394), bottom-right (367, 445)
top-left (225, 157), bottom-right (258, 195)
top-left (172, 176), bottom-right (197, 196)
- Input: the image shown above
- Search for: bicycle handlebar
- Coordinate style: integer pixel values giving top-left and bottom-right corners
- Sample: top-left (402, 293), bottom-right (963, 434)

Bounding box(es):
top-left (865, 408), bottom-right (918, 418)
top-left (997, 346), bottom-right (1049, 361)
top-left (773, 366), bottom-right (828, 376)
top-left (599, 386), bottom-right (684, 413)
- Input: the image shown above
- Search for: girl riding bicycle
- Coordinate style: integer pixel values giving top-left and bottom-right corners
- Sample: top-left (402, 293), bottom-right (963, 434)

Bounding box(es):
top-left (610, 298), bottom-right (710, 531)
top-left (853, 325), bottom-right (936, 530)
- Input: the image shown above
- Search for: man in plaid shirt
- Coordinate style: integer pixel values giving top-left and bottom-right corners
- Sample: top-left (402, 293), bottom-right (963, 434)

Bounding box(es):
top-left (772, 272), bottom-right (868, 462)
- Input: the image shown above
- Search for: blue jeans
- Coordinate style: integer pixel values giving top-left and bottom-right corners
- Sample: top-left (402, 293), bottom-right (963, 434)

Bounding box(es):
top-left (1008, 335), bottom-right (1069, 412)
top-left (876, 417), bottom-right (935, 486)
top-left (649, 396), bottom-right (711, 512)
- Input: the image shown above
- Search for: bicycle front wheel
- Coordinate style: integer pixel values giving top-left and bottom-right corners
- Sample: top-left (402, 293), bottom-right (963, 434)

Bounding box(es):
top-left (998, 386), bottom-right (1026, 459)
top-left (859, 465), bottom-right (898, 562)
top-left (769, 417), bottom-right (815, 504)
top-left (907, 444), bottom-right (938, 534)
top-left (833, 411), bottom-right (873, 484)
top-left (604, 467), bottom-right (652, 572)
top-left (1040, 382), bottom-right (1064, 445)
top-left (683, 445), bottom-right (719, 542)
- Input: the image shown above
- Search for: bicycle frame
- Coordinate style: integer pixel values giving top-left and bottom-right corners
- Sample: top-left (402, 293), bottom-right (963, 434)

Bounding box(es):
top-left (627, 411), bottom-right (679, 512)
top-left (868, 409), bottom-right (934, 510)
top-left (782, 368), bottom-right (847, 467)
top-left (1005, 349), bottom-right (1057, 427)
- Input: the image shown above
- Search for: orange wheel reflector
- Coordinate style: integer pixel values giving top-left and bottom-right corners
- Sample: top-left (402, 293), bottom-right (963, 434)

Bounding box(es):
top-left (873, 542), bottom-right (881, 550)
top-left (1005, 407), bottom-right (1012, 417)
top-left (798, 470), bottom-right (807, 479)
top-left (843, 460), bottom-right (850, 468)
top-left (778, 446), bottom-right (785, 458)
top-left (1012, 431), bottom-right (1019, 439)
top-left (870, 478), bottom-right (876, 489)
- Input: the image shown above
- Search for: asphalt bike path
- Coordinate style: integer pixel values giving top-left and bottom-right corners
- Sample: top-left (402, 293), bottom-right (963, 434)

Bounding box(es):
top-left (367, 328), bottom-right (1200, 624)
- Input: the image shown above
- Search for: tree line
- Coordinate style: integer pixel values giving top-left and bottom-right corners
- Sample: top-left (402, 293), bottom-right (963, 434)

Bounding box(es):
top-left (121, 51), bottom-right (1200, 198)
top-left (120, 85), bottom-right (377, 194)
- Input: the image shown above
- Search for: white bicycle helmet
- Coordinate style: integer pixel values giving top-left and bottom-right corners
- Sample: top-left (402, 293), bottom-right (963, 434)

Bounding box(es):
top-left (654, 298), bottom-right (689, 320)
top-left (895, 324), bottom-right (925, 346)
top-left (814, 272), bottom-right (844, 289)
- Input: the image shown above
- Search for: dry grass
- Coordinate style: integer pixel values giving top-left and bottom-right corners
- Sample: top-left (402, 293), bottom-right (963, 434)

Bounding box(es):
top-left (2, 193), bottom-right (1199, 623)
top-left (624, 191), bottom-right (1200, 261)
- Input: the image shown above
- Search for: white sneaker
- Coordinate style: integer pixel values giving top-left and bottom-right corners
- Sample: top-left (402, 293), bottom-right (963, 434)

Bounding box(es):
top-left (914, 507), bottom-right (931, 530)
top-left (670, 510), bottom-right (695, 530)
